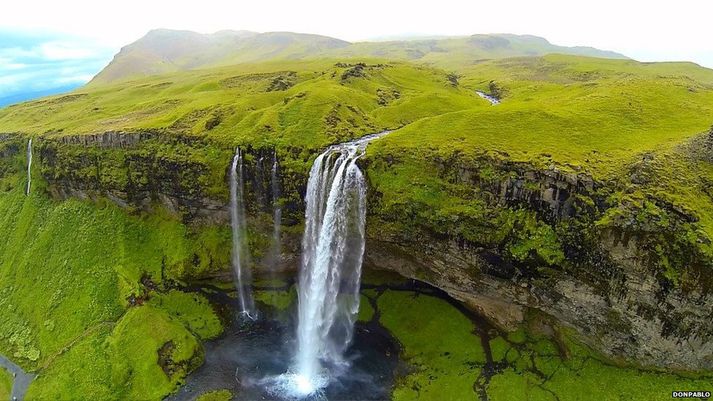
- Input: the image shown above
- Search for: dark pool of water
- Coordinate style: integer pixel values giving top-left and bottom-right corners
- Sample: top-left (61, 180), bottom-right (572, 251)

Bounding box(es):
top-left (168, 287), bottom-right (400, 401)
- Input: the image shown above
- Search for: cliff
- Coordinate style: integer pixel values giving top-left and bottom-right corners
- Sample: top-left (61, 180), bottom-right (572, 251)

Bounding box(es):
top-left (5, 128), bottom-right (711, 372)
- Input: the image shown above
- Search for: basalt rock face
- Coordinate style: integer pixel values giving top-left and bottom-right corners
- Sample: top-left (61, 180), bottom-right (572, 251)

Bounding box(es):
top-left (365, 148), bottom-right (713, 371)
top-left (33, 131), bottom-right (307, 271)
top-left (0, 134), bottom-right (22, 183)
top-left (39, 132), bottom-right (229, 222)
top-left (6, 130), bottom-right (713, 371)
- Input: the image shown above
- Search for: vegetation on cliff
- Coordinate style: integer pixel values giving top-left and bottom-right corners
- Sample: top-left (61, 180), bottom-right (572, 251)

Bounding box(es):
top-left (0, 150), bottom-right (223, 399)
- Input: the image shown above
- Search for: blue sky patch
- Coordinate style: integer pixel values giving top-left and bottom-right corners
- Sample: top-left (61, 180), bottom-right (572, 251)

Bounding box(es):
top-left (0, 30), bottom-right (115, 103)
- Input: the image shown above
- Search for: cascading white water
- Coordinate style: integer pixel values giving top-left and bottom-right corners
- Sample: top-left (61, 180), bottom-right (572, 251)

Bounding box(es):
top-left (25, 138), bottom-right (32, 196)
top-left (273, 132), bottom-right (388, 397)
top-left (230, 147), bottom-right (257, 320)
top-left (476, 90), bottom-right (501, 105)
top-left (270, 150), bottom-right (282, 265)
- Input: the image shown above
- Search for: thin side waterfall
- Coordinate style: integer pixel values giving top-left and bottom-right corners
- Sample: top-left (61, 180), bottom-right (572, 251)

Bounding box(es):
top-left (270, 149), bottom-right (282, 267)
top-left (25, 138), bottom-right (32, 196)
top-left (271, 132), bottom-right (388, 397)
top-left (230, 148), bottom-right (256, 320)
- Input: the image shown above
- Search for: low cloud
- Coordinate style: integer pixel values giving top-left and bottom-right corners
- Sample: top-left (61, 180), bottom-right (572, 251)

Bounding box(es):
top-left (0, 30), bottom-right (116, 98)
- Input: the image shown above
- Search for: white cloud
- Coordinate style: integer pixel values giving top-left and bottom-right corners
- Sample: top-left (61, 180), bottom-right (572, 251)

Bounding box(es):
top-left (0, 33), bottom-right (114, 97)
top-left (39, 41), bottom-right (98, 60)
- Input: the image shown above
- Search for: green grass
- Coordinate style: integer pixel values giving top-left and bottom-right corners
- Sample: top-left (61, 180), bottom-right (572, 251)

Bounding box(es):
top-left (372, 55), bottom-right (713, 180)
top-left (25, 305), bottom-right (206, 401)
top-left (0, 164), bottom-right (223, 399)
top-left (0, 366), bottom-right (11, 401)
top-left (0, 60), bottom-right (479, 153)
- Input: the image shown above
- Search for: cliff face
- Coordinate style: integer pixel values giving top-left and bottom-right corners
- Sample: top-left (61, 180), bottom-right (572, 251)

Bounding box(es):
top-left (3, 131), bottom-right (712, 371)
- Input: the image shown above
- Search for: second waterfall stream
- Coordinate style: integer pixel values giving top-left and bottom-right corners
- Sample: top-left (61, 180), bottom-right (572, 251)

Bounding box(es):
top-left (230, 147), bottom-right (257, 320)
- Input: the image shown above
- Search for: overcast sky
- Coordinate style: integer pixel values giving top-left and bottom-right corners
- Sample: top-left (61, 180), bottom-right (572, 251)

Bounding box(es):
top-left (1, 0), bottom-right (712, 97)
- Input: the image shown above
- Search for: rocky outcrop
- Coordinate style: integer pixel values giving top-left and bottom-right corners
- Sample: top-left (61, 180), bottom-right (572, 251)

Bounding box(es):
top-left (365, 228), bottom-right (713, 370)
top-left (363, 147), bottom-right (713, 371)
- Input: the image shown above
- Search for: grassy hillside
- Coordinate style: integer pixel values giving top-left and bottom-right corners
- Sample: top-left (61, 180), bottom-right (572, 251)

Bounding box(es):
top-left (0, 60), bottom-right (481, 150)
top-left (3, 56), bottom-right (712, 253)
top-left (375, 54), bottom-right (713, 178)
top-left (0, 148), bottom-right (223, 400)
top-left (90, 30), bottom-right (626, 84)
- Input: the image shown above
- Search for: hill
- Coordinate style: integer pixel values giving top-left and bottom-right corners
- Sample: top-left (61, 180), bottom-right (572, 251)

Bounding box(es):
top-left (90, 30), bottom-right (627, 84)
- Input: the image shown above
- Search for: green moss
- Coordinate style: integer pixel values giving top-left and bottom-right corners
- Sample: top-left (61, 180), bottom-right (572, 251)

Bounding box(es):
top-left (0, 366), bottom-right (11, 401)
top-left (488, 369), bottom-right (556, 401)
top-left (148, 290), bottom-right (223, 340)
top-left (357, 295), bottom-right (374, 323)
top-left (196, 389), bottom-right (233, 401)
top-left (484, 324), bottom-right (713, 401)
top-left (26, 305), bottom-right (203, 401)
top-left (253, 286), bottom-right (297, 311)
top-left (489, 336), bottom-right (511, 362)
top-left (378, 290), bottom-right (485, 401)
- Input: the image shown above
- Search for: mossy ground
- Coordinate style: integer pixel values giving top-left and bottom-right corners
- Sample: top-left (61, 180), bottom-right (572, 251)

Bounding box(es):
top-left (0, 366), bottom-right (11, 401)
top-left (377, 290), bottom-right (486, 401)
top-left (369, 282), bottom-right (713, 401)
top-left (196, 389), bottom-right (232, 401)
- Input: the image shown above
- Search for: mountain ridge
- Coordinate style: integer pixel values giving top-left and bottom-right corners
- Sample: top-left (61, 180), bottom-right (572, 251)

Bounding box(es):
top-left (91, 29), bottom-right (628, 84)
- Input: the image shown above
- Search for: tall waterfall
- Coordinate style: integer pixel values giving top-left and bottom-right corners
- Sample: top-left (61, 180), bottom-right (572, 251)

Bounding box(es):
top-left (269, 150), bottom-right (282, 266)
top-left (288, 132), bottom-right (387, 395)
top-left (230, 148), bottom-right (256, 320)
top-left (25, 138), bottom-right (32, 196)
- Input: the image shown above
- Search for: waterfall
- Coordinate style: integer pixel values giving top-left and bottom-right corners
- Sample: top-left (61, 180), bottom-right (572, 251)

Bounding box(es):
top-left (286, 131), bottom-right (388, 395)
top-left (25, 138), bottom-right (32, 196)
top-left (230, 147), bottom-right (256, 320)
top-left (270, 149), bottom-right (282, 266)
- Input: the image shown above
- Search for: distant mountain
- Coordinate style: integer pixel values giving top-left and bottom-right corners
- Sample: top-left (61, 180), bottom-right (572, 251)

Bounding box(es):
top-left (0, 84), bottom-right (81, 108)
top-left (91, 29), bottom-right (350, 83)
top-left (90, 30), bottom-right (628, 84)
top-left (331, 33), bottom-right (628, 69)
